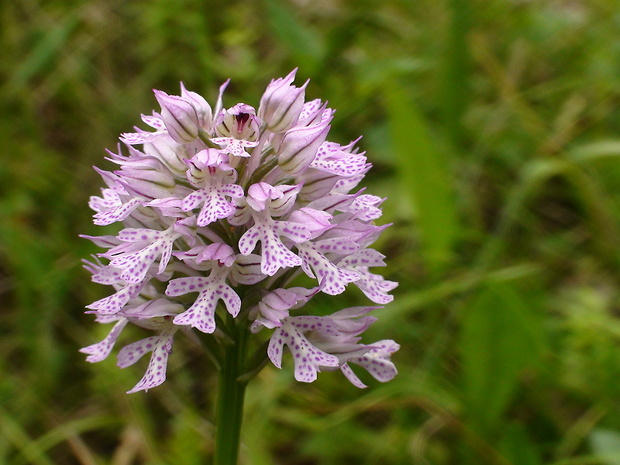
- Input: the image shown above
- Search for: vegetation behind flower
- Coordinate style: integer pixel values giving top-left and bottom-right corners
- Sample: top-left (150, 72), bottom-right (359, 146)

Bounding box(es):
top-left (2, 1), bottom-right (620, 464)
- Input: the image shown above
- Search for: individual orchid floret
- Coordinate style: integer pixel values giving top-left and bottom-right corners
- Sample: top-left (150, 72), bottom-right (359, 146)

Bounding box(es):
top-left (153, 90), bottom-right (201, 143)
top-left (268, 307), bottom-right (399, 387)
top-left (343, 194), bottom-right (385, 221)
top-left (296, 238), bottom-right (360, 296)
top-left (214, 103), bottom-right (260, 141)
top-left (184, 148), bottom-right (231, 186)
top-left (86, 280), bottom-right (147, 315)
top-left (82, 298), bottom-right (184, 394)
top-left (103, 226), bottom-right (181, 283)
top-left (81, 257), bottom-right (150, 315)
top-left (258, 68), bottom-right (308, 133)
top-left (88, 167), bottom-right (147, 226)
top-left (90, 187), bottom-right (143, 226)
top-left (267, 317), bottom-right (341, 383)
top-left (339, 249), bottom-right (398, 304)
top-left (181, 149), bottom-right (244, 226)
top-left (310, 141), bottom-right (370, 178)
top-left (235, 185), bottom-right (311, 276)
top-left (166, 265), bottom-right (241, 333)
top-left (238, 215), bottom-right (309, 276)
top-left (212, 103), bottom-right (261, 158)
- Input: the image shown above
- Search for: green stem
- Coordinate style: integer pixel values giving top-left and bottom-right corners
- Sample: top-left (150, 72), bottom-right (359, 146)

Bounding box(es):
top-left (213, 317), bottom-right (249, 465)
top-left (198, 129), bottom-right (219, 148)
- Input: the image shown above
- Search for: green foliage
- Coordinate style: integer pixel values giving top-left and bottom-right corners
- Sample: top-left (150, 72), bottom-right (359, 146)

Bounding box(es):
top-left (2, 0), bottom-right (620, 464)
top-left (384, 79), bottom-right (459, 274)
top-left (460, 283), bottom-right (545, 434)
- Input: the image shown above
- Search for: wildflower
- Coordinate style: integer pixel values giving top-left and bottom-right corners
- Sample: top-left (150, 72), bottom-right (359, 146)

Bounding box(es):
top-left (82, 72), bottom-right (398, 393)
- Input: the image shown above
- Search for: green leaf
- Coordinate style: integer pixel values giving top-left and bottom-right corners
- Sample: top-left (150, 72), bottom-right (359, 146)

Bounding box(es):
top-left (8, 12), bottom-right (80, 91)
top-left (460, 282), bottom-right (545, 433)
top-left (383, 80), bottom-right (459, 274)
top-left (568, 140), bottom-right (620, 164)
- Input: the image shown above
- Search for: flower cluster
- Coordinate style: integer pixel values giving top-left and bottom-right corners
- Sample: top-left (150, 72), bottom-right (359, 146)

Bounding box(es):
top-left (81, 70), bottom-right (399, 393)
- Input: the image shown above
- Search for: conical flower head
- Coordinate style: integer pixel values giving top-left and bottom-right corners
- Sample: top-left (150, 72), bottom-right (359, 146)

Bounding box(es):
top-left (82, 71), bottom-right (398, 393)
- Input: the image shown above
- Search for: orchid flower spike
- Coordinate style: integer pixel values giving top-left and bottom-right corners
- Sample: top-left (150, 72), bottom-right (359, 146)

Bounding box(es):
top-left (83, 71), bottom-right (398, 393)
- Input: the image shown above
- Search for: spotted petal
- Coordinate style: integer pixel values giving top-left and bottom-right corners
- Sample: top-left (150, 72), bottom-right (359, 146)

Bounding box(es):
top-left (80, 319), bottom-right (128, 363)
top-left (182, 184), bottom-right (244, 226)
top-left (238, 211), bottom-right (309, 276)
top-left (167, 269), bottom-right (240, 333)
top-left (86, 281), bottom-right (145, 315)
top-left (109, 228), bottom-right (180, 283)
top-left (268, 322), bottom-right (340, 383)
top-left (343, 340), bottom-right (399, 383)
top-left (211, 137), bottom-right (257, 157)
top-left (296, 241), bottom-right (359, 295)
top-left (339, 249), bottom-right (397, 304)
top-left (117, 329), bottom-right (177, 393)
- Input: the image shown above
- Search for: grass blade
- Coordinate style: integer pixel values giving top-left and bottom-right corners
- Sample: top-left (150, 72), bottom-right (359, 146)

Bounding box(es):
top-left (384, 80), bottom-right (459, 275)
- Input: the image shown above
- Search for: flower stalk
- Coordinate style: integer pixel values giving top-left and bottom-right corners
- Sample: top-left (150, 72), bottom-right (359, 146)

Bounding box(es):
top-left (213, 314), bottom-right (249, 465)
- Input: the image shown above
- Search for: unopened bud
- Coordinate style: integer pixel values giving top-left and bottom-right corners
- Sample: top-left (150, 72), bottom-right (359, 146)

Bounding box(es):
top-left (288, 207), bottom-right (333, 238)
top-left (153, 90), bottom-right (200, 143)
top-left (245, 182), bottom-right (301, 216)
top-left (116, 157), bottom-right (176, 199)
top-left (277, 122), bottom-right (330, 176)
top-left (296, 169), bottom-right (340, 202)
top-left (180, 82), bottom-right (213, 130)
top-left (142, 136), bottom-right (190, 175)
top-left (258, 69), bottom-right (307, 133)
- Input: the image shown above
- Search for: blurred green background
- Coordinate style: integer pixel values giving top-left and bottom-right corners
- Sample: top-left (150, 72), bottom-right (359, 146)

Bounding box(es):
top-left (2, 0), bottom-right (620, 463)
